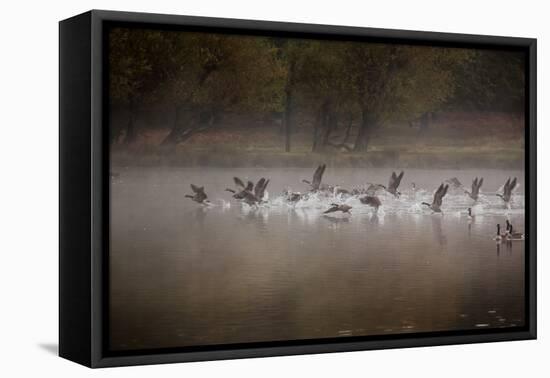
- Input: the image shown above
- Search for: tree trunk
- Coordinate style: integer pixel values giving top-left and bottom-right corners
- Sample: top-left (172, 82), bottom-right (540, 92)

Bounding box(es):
top-left (354, 108), bottom-right (376, 152)
top-left (321, 111), bottom-right (338, 148)
top-left (312, 100), bottom-right (330, 152)
top-left (123, 100), bottom-right (137, 144)
top-left (161, 106), bottom-right (183, 146)
top-left (283, 89), bottom-right (292, 152)
top-left (161, 107), bottom-right (218, 146)
top-left (282, 59), bottom-right (296, 153)
top-left (343, 112), bottom-right (353, 145)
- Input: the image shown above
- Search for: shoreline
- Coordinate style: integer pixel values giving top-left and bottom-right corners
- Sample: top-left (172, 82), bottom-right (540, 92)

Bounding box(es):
top-left (111, 149), bottom-right (525, 170)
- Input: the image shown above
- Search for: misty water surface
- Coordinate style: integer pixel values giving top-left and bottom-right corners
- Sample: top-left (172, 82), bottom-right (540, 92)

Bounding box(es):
top-left (109, 167), bottom-right (525, 350)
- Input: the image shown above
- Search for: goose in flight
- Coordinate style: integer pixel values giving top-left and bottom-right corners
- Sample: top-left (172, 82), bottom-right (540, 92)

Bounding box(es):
top-left (421, 183), bottom-right (449, 213)
top-left (360, 195), bottom-right (382, 210)
top-left (386, 171), bottom-right (404, 197)
top-left (465, 177), bottom-right (483, 201)
top-left (323, 203), bottom-right (352, 214)
top-left (185, 184), bottom-right (209, 204)
top-left (302, 164), bottom-right (327, 191)
top-left (497, 177), bottom-right (517, 204)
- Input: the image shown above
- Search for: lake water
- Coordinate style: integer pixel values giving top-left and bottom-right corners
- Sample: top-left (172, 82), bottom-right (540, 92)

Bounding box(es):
top-left (109, 167), bottom-right (525, 351)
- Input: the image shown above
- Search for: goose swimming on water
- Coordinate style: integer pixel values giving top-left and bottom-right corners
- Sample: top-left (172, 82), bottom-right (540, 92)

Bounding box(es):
top-left (506, 225), bottom-right (525, 241)
top-left (421, 183), bottom-right (449, 213)
top-left (493, 224), bottom-right (504, 241)
top-left (497, 177), bottom-right (517, 204)
top-left (185, 184), bottom-right (209, 204)
top-left (465, 177), bottom-right (483, 201)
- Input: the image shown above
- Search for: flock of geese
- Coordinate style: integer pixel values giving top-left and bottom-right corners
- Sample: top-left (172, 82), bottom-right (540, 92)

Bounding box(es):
top-left (184, 164), bottom-right (524, 242)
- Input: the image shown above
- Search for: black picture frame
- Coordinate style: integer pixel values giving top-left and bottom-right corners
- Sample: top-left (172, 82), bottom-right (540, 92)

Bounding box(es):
top-left (59, 9), bottom-right (537, 368)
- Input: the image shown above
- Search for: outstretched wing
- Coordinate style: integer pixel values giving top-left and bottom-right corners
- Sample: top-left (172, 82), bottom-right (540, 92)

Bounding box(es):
top-left (395, 171), bottom-right (404, 188)
top-left (389, 172), bottom-right (397, 189)
top-left (475, 177), bottom-right (484, 194)
top-left (503, 177), bottom-right (511, 194)
top-left (312, 164), bottom-right (326, 190)
top-left (245, 181), bottom-right (254, 191)
top-left (437, 184), bottom-right (449, 206)
top-left (323, 205), bottom-right (338, 214)
top-left (509, 177), bottom-right (517, 193)
top-left (433, 183), bottom-right (448, 207)
top-left (233, 177), bottom-right (245, 189)
top-left (254, 178), bottom-right (266, 199)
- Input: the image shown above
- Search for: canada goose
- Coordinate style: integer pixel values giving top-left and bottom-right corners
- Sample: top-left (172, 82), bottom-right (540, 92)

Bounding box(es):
top-left (226, 177), bottom-right (254, 200)
top-left (497, 177), bottom-right (517, 204)
top-left (493, 224), bottom-right (503, 241)
top-left (386, 171), bottom-right (404, 197)
top-left (360, 195), bottom-right (382, 210)
top-left (421, 183), bottom-right (449, 213)
top-left (505, 219), bottom-right (511, 235)
top-left (467, 207), bottom-right (474, 219)
top-left (225, 176), bottom-right (246, 194)
top-left (185, 184), bottom-right (209, 204)
top-left (254, 177), bottom-right (270, 202)
top-left (465, 177), bottom-right (483, 201)
top-left (303, 164), bottom-right (326, 191)
top-left (323, 203), bottom-right (352, 214)
top-left (506, 224), bottom-right (525, 240)
top-left (240, 190), bottom-right (261, 207)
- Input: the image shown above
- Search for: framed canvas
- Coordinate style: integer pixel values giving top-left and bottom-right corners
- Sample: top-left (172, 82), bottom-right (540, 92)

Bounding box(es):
top-left (59, 10), bottom-right (536, 368)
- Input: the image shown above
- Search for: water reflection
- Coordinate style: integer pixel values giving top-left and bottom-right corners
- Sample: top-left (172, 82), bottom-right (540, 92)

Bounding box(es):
top-left (110, 167), bottom-right (526, 350)
top-left (431, 216), bottom-right (447, 247)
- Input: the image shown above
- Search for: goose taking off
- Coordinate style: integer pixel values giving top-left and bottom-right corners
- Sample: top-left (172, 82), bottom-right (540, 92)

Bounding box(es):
top-left (421, 183), bottom-right (449, 213)
top-left (465, 177), bottom-right (483, 201)
top-left (225, 177), bottom-right (254, 200)
top-left (323, 203), bottom-right (352, 214)
top-left (386, 171), bottom-right (404, 197)
top-left (360, 195), bottom-right (381, 210)
top-left (303, 164), bottom-right (326, 191)
top-left (497, 177), bottom-right (517, 204)
top-left (185, 184), bottom-right (209, 204)
top-left (254, 177), bottom-right (270, 202)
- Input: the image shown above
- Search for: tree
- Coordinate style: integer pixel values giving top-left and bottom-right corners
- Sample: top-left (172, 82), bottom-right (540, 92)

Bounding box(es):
top-left (160, 33), bottom-right (285, 146)
top-left (109, 28), bottom-right (167, 143)
top-left (340, 43), bottom-right (470, 151)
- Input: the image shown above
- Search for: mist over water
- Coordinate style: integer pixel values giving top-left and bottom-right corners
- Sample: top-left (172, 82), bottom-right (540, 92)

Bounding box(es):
top-left (109, 167), bottom-right (525, 350)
